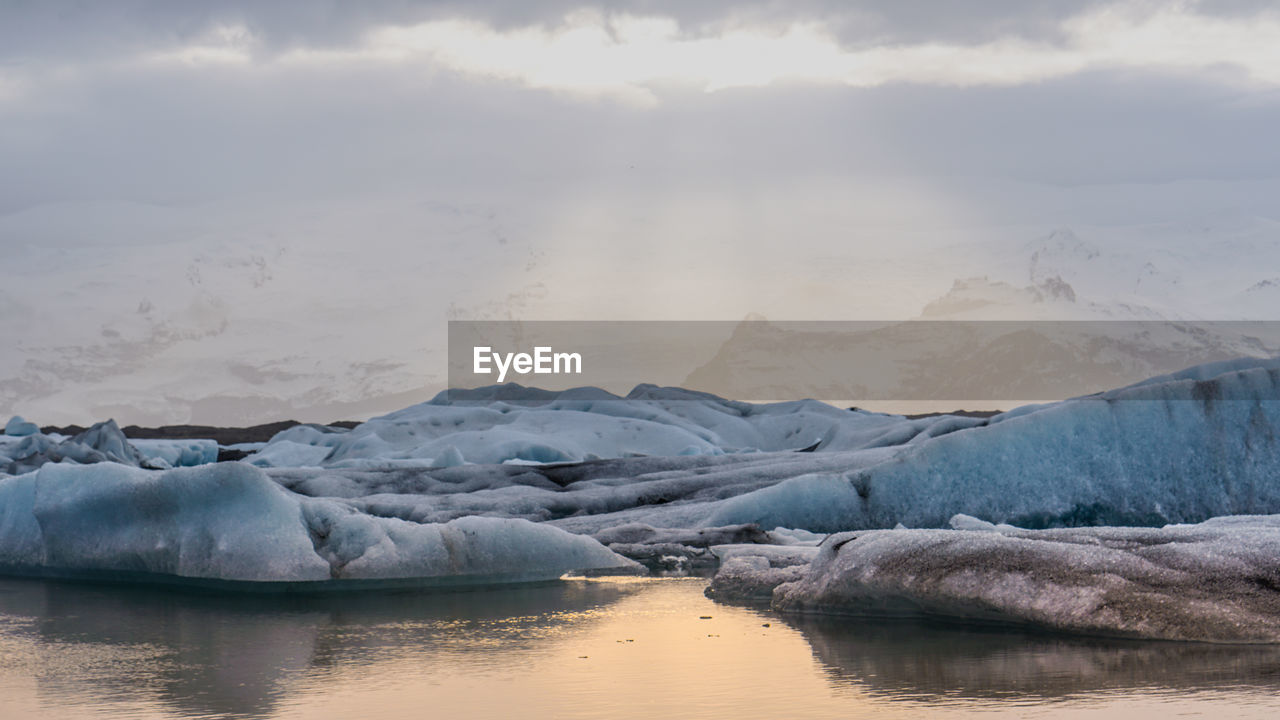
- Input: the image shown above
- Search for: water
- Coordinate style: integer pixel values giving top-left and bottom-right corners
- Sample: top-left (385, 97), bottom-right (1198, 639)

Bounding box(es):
top-left (2, 576), bottom-right (1279, 719)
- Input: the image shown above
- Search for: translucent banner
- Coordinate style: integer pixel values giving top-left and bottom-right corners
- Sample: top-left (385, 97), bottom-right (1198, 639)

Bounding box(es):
top-left (447, 320), bottom-right (1280, 407)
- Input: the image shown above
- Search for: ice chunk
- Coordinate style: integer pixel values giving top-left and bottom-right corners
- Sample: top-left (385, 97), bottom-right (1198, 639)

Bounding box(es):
top-left (3, 419), bottom-right (158, 475)
top-left (247, 440), bottom-right (333, 468)
top-left (8, 462), bottom-right (331, 582)
top-left (591, 523), bottom-right (771, 547)
top-left (947, 513), bottom-right (1019, 532)
top-left (5, 416), bottom-right (38, 437)
top-left (709, 359), bottom-right (1280, 531)
top-left (129, 438), bottom-right (219, 467)
top-left (710, 544), bottom-right (820, 566)
top-left (435, 446), bottom-right (465, 467)
top-left (766, 527), bottom-right (826, 545)
top-left (250, 382), bottom-right (968, 468)
top-left (590, 523), bottom-right (777, 571)
top-left (948, 513), bottom-right (997, 531)
top-left (0, 462), bottom-right (637, 588)
top-left (769, 515), bottom-right (1280, 642)
top-left (66, 420), bottom-right (147, 463)
top-left (703, 544), bottom-right (819, 603)
top-left (603, 542), bottom-right (713, 573)
top-left (704, 554), bottom-right (810, 604)
top-left (704, 473), bottom-right (870, 532)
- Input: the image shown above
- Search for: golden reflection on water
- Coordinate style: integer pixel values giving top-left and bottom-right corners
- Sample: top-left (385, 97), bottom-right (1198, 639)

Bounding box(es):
top-left (283, 577), bottom-right (860, 720)
top-left (2, 576), bottom-right (1280, 719)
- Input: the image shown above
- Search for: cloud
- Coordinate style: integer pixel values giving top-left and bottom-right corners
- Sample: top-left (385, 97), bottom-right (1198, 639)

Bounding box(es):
top-left (143, 24), bottom-right (258, 67)
top-left (7, 1), bottom-right (1280, 110)
top-left (117, 2), bottom-right (1276, 106)
top-left (3, 1), bottom-right (1280, 423)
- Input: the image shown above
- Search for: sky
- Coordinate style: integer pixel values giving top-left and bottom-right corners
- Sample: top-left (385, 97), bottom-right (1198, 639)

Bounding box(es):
top-left (2, 0), bottom-right (1280, 424)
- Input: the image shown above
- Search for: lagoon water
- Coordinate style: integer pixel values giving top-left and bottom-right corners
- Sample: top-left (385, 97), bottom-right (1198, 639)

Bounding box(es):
top-left (2, 576), bottom-right (1279, 719)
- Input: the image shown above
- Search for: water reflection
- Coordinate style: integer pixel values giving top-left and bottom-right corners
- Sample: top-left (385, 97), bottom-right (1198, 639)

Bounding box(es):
top-left (5, 577), bottom-right (1280, 719)
top-left (0, 577), bottom-right (638, 719)
top-left (785, 614), bottom-right (1280, 703)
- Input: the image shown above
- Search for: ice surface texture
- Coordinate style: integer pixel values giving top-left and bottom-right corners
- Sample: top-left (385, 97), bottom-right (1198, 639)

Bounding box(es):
top-left (129, 438), bottom-right (219, 468)
top-left (764, 514), bottom-right (1280, 643)
top-left (0, 462), bottom-right (636, 587)
top-left (3, 357), bottom-right (1279, 600)
top-left (1, 420), bottom-right (161, 475)
top-left (246, 384), bottom-right (979, 468)
top-left (4, 416), bottom-right (38, 437)
top-left (261, 359), bottom-right (1280, 539)
top-left (1, 420), bottom-right (218, 475)
top-left (709, 358), bottom-right (1280, 531)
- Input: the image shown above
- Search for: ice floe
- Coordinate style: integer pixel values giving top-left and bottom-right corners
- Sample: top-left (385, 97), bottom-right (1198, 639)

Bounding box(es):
top-left (757, 514), bottom-right (1280, 642)
top-left (0, 462), bottom-right (637, 587)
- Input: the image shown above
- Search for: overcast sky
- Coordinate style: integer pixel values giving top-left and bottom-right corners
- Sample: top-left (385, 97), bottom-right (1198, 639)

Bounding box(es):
top-left (3, 0), bottom-right (1280, 422)
top-left (5, 0), bottom-right (1280, 216)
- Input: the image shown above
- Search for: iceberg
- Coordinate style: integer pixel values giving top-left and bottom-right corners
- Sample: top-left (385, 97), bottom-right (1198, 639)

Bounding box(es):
top-left (704, 545), bottom-right (819, 604)
top-left (2, 419), bottom-right (162, 475)
top-left (4, 357), bottom-right (1280, 597)
top-left (253, 358), bottom-right (1280, 549)
top-left (247, 439), bottom-right (335, 468)
top-left (762, 514), bottom-right (1280, 642)
top-left (244, 383), bottom-right (973, 468)
top-left (705, 555), bottom-right (809, 604)
top-left (4, 415), bottom-right (38, 437)
top-left (589, 522), bottom-right (776, 570)
top-left (708, 358), bottom-right (1280, 531)
top-left (0, 462), bottom-right (637, 588)
top-left (128, 438), bottom-right (220, 468)
top-left (246, 357), bottom-right (1280, 542)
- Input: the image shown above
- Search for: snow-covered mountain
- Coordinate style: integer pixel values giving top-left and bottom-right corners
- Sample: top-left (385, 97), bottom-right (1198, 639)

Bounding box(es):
top-left (3, 208), bottom-right (1278, 424)
top-left (681, 217), bottom-right (1280, 405)
top-left (947, 218), bottom-right (1280, 320)
top-left (0, 198), bottom-right (551, 425)
top-left (683, 316), bottom-right (1280, 406)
